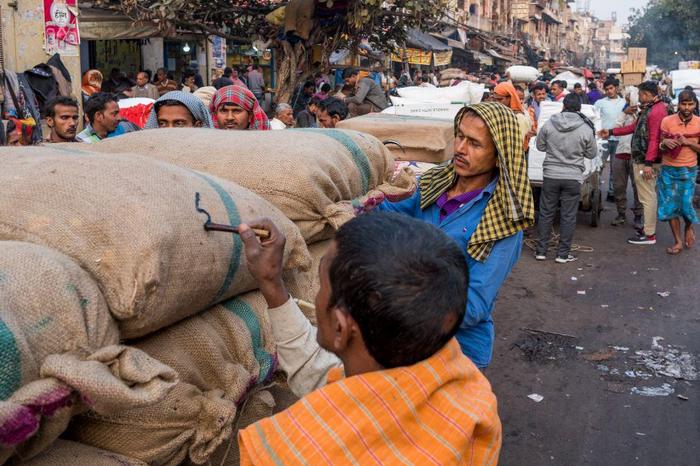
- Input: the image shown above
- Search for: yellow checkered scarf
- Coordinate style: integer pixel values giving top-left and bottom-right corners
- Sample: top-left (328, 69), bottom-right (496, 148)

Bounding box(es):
top-left (420, 102), bottom-right (535, 262)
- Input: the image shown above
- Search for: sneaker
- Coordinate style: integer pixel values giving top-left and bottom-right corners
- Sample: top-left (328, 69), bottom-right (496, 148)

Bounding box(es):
top-left (555, 254), bottom-right (578, 263)
top-left (611, 215), bottom-right (626, 226)
top-left (628, 233), bottom-right (656, 245)
top-left (633, 215), bottom-right (644, 231)
top-left (535, 254), bottom-right (547, 261)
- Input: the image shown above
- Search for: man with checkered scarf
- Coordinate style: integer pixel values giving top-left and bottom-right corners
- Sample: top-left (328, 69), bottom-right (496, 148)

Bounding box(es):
top-left (376, 102), bottom-right (535, 368)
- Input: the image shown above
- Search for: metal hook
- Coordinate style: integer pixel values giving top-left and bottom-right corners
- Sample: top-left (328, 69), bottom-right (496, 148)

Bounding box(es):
top-left (194, 192), bottom-right (270, 239)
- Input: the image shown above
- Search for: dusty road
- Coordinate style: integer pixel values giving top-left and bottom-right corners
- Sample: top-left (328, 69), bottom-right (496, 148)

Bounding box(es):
top-left (490, 200), bottom-right (699, 466)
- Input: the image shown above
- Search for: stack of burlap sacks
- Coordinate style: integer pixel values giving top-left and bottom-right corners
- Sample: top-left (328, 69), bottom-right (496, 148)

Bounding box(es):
top-left (0, 127), bottom-right (415, 465)
top-left (439, 68), bottom-right (468, 87)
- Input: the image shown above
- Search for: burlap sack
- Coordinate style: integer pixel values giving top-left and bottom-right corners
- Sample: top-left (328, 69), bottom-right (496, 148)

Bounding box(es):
top-left (84, 128), bottom-right (417, 242)
top-left (69, 291), bottom-right (277, 466)
top-left (190, 388), bottom-right (277, 466)
top-left (0, 148), bottom-right (311, 338)
top-left (0, 242), bottom-right (177, 463)
top-left (7, 440), bottom-right (148, 466)
top-left (337, 114), bottom-right (454, 163)
top-left (283, 240), bottom-right (332, 324)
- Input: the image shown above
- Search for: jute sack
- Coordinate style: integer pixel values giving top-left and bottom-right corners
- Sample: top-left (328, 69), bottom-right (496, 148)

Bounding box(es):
top-left (283, 240), bottom-right (332, 324)
top-left (85, 128), bottom-right (417, 243)
top-left (7, 440), bottom-right (148, 466)
top-left (0, 149), bottom-right (311, 338)
top-left (70, 291), bottom-right (277, 466)
top-left (337, 114), bottom-right (454, 163)
top-left (0, 242), bottom-right (177, 463)
top-left (189, 388), bottom-right (277, 466)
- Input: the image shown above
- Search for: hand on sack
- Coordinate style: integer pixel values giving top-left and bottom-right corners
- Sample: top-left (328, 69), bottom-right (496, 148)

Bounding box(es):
top-left (597, 129), bottom-right (611, 139)
top-left (239, 219), bottom-right (289, 308)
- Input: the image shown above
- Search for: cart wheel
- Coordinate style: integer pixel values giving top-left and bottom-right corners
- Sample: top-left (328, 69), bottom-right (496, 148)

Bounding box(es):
top-left (590, 186), bottom-right (601, 227)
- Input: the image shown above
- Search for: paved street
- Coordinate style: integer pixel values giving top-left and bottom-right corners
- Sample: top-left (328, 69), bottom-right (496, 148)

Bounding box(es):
top-left (490, 194), bottom-right (699, 466)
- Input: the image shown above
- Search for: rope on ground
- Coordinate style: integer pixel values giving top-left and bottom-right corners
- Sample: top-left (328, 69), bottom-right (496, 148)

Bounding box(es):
top-left (523, 228), bottom-right (595, 254)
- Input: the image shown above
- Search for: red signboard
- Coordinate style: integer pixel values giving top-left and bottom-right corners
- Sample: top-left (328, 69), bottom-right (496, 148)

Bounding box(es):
top-left (44, 0), bottom-right (80, 54)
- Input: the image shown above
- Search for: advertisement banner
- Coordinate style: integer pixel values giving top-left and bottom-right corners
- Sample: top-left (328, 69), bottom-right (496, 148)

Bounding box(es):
top-left (391, 48), bottom-right (432, 66)
top-left (433, 50), bottom-right (453, 67)
top-left (44, 0), bottom-right (80, 56)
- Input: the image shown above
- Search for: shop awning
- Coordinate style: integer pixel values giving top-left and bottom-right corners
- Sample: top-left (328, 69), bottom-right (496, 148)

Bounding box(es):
top-left (406, 29), bottom-right (451, 52)
top-left (78, 6), bottom-right (163, 40)
top-left (542, 8), bottom-right (562, 24)
top-left (486, 48), bottom-right (512, 61)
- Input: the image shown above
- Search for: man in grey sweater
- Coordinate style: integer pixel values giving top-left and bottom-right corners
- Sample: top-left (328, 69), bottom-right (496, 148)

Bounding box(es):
top-left (343, 68), bottom-right (388, 117)
top-left (535, 93), bottom-right (598, 263)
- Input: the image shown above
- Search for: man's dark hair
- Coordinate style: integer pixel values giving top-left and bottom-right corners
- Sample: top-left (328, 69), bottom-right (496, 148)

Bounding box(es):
top-left (563, 93), bottom-right (582, 112)
top-left (223, 67), bottom-right (233, 77)
top-left (638, 81), bottom-right (659, 95)
top-left (553, 80), bottom-right (567, 89)
top-left (318, 97), bottom-right (348, 120)
top-left (421, 75), bottom-right (430, 83)
top-left (678, 89), bottom-right (697, 104)
top-left (343, 68), bottom-right (360, 79)
top-left (532, 82), bottom-right (549, 93)
top-left (574, 83), bottom-right (583, 90)
top-left (84, 92), bottom-right (117, 124)
top-left (329, 212), bottom-right (469, 368)
top-left (303, 81), bottom-right (315, 90)
top-left (154, 99), bottom-right (195, 121)
top-left (604, 78), bottom-right (618, 89)
top-left (46, 96), bottom-right (79, 118)
top-left (320, 83), bottom-right (331, 93)
top-left (588, 82), bottom-right (597, 90)
top-left (308, 96), bottom-right (323, 108)
top-left (183, 69), bottom-right (196, 79)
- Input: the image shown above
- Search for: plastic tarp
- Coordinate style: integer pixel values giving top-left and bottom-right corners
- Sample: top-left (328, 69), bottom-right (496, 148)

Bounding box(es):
top-left (670, 70), bottom-right (700, 94)
top-left (552, 71), bottom-right (585, 91)
top-left (528, 102), bottom-right (605, 184)
top-left (383, 99), bottom-right (465, 121)
top-left (79, 7), bottom-right (162, 40)
top-left (395, 81), bottom-right (485, 105)
top-left (118, 98), bottom-right (155, 128)
top-left (406, 29), bottom-right (451, 52)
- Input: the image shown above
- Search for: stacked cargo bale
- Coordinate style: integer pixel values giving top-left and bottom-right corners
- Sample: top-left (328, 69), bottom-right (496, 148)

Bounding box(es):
top-left (0, 242), bottom-right (176, 464)
top-left (0, 148), bottom-right (312, 464)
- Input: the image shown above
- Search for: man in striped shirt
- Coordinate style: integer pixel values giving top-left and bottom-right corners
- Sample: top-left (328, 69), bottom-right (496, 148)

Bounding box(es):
top-left (236, 212), bottom-right (502, 465)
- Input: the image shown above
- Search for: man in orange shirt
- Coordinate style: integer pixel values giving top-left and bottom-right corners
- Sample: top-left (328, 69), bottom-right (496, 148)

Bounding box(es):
top-left (236, 212), bottom-right (502, 465)
top-left (658, 90), bottom-right (700, 254)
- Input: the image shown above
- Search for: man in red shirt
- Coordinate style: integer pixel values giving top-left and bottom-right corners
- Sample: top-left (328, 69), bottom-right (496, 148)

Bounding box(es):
top-left (600, 81), bottom-right (669, 245)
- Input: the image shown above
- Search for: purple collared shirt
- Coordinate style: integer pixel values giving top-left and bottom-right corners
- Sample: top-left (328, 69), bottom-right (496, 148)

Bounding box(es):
top-left (436, 188), bottom-right (484, 222)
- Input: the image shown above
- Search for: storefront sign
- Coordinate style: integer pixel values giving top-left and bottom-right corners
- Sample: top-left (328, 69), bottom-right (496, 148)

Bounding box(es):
top-left (391, 48), bottom-right (432, 66)
top-left (44, 0), bottom-right (80, 55)
top-left (433, 50), bottom-right (453, 67)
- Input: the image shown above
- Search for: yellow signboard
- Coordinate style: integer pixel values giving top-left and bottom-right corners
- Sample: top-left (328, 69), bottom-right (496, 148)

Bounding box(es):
top-left (392, 48), bottom-right (432, 65)
top-left (433, 50), bottom-right (453, 67)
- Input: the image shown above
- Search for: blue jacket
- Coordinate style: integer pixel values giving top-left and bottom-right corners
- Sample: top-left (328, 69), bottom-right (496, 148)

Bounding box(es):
top-left (377, 177), bottom-right (522, 367)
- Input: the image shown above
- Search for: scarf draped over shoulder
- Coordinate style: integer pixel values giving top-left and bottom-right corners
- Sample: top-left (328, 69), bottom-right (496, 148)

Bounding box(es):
top-left (420, 102), bottom-right (535, 262)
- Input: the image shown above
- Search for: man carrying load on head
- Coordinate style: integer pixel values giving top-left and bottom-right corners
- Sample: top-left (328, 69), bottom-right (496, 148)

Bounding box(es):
top-left (236, 212), bottom-right (502, 465)
top-left (145, 90), bottom-right (215, 129)
top-left (209, 85), bottom-right (271, 131)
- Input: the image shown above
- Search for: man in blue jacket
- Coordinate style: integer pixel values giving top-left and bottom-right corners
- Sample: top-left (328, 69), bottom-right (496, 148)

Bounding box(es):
top-left (376, 102), bottom-right (535, 368)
